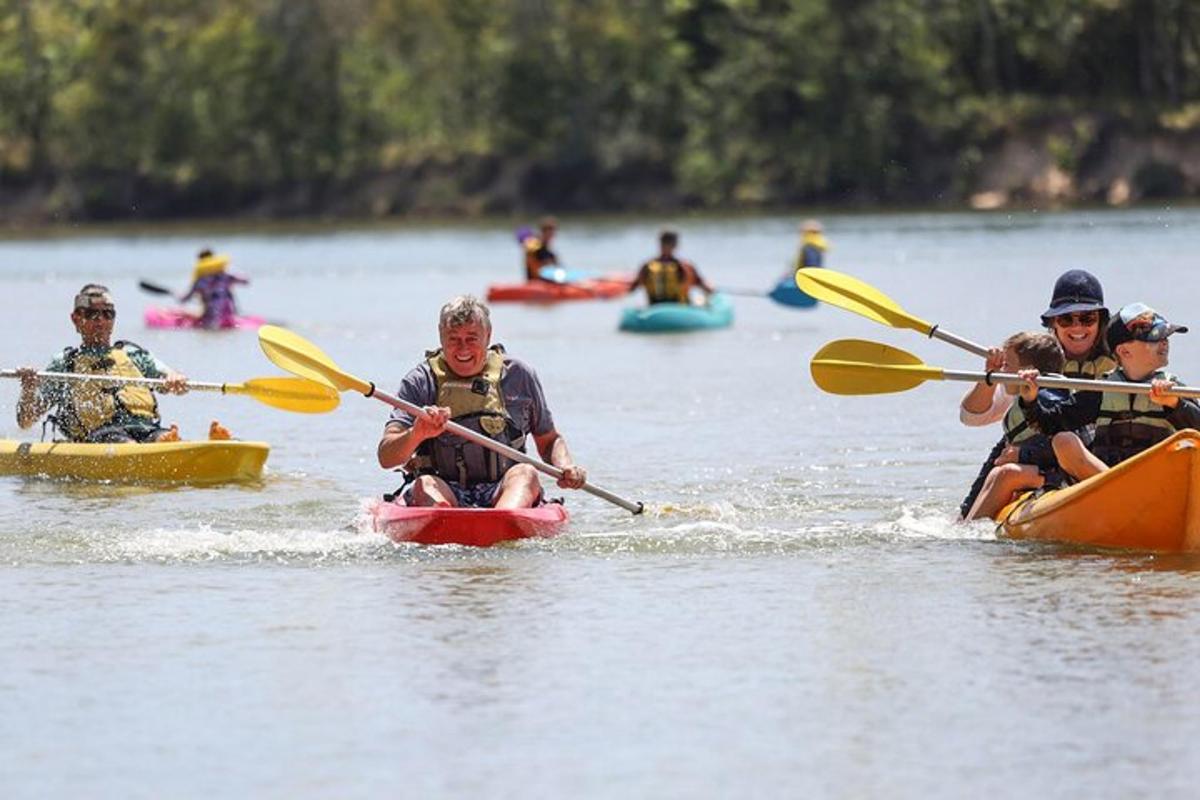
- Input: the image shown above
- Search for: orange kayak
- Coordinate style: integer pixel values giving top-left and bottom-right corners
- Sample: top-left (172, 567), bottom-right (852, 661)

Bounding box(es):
top-left (996, 428), bottom-right (1200, 551)
top-left (369, 498), bottom-right (568, 546)
top-left (486, 276), bottom-right (630, 303)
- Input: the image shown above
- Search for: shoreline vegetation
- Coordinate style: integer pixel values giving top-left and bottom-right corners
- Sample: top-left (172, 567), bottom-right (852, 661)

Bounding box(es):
top-left (3, 2), bottom-right (1200, 226)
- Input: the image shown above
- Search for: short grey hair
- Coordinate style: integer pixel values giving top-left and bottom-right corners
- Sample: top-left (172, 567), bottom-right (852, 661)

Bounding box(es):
top-left (438, 295), bottom-right (491, 332)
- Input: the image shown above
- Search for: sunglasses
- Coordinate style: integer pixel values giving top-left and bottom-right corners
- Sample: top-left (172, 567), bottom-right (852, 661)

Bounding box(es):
top-left (80, 308), bottom-right (116, 320)
top-left (1052, 312), bottom-right (1099, 327)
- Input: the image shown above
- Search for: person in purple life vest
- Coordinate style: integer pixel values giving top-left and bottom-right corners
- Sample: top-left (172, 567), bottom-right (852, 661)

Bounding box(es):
top-left (180, 248), bottom-right (250, 329)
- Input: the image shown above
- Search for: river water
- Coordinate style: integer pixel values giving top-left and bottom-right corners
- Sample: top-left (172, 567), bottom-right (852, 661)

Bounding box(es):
top-left (2, 209), bottom-right (1199, 797)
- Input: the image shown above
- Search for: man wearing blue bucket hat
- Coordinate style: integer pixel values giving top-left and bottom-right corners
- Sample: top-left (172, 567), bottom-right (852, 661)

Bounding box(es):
top-left (1016, 302), bottom-right (1200, 481)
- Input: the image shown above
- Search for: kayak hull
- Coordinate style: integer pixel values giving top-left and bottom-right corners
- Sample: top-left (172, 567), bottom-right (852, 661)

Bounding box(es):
top-left (144, 307), bottom-right (266, 330)
top-left (0, 440), bottom-right (269, 484)
top-left (370, 498), bottom-right (568, 546)
top-left (486, 276), bottom-right (630, 303)
top-left (996, 429), bottom-right (1200, 552)
top-left (619, 293), bottom-right (734, 333)
top-left (770, 277), bottom-right (818, 308)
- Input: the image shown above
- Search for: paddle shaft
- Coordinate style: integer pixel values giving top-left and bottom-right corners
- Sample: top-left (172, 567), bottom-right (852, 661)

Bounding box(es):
top-left (932, 329), bottom-right (989, 358)
top-left (371, 384), bottom-right (644, 514)
top-left (942, 368), bottom-right (1200, 399)
top-left (4, 370), bottom-right (245, 395)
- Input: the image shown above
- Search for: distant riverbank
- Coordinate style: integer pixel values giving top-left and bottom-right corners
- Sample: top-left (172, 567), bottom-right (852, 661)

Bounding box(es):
top-left (3, 116), bottom-right (1198, 227)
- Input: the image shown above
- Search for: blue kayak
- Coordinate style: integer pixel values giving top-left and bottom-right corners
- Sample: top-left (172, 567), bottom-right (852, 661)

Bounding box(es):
top-left (769, 274), bottom-right (818, 308)
top-left (618, 293), bottom-right (734, 333)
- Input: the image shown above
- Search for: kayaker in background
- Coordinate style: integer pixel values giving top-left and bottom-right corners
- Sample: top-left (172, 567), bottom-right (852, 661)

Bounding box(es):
top-left (961, 331), bottom-right (1069, 521)
top-left (377, 295), bottom-right (587, 508)
top-left (796, 219), bottom-right (829, 268)
top-left (628, 229), bottom-right (714, 306)
top-left (958, 269), bottom-right (1115, 516)
top-left (519, 217), bottom-right (560, 281)
top-left (1016, 303), bottom-right (1200, 482)
top-left (15, 284), bottom-right (232, 443)
top-left (180, 248), bottom-right (250, 329)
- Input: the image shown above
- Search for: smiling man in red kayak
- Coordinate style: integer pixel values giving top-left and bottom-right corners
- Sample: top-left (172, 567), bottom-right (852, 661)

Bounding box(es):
top-left (377, 295), bottom-right (587, 508)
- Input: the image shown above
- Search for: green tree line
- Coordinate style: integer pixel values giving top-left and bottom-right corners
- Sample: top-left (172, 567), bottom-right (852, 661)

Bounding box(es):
top-left (2, 0), bottom-right (1199, 220)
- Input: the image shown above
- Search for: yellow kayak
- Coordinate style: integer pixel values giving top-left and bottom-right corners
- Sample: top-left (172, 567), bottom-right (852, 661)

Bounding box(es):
top-left (0, 439), bottom-right (269, 484)
top-left (996, 428), bottom-right (1200, 552)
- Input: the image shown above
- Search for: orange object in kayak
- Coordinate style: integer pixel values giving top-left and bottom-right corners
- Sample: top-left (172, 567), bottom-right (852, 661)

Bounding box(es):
top-left (486, 276), bottom-right (630, 303)
top-left (370, 498), bottom-right (569, 546)
top-left (996, 428), bottom-right (1200, 552)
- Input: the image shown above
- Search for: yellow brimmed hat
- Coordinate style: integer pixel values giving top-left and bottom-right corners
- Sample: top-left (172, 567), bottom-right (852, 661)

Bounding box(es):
top-left (193, 252), bottom-right (230, 282)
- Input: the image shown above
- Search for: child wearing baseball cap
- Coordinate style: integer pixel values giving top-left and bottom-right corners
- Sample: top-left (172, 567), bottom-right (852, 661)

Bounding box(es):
top-left (1016, 302), bottom-right (1200, 482)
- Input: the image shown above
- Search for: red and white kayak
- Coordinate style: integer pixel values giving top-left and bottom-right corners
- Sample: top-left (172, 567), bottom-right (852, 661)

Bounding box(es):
top-left (144, 306), bottom-right (267, 330)
top-left (369, 497), bottom-right (569, 546)
top-left (486, 275), bottom-right (630, 303)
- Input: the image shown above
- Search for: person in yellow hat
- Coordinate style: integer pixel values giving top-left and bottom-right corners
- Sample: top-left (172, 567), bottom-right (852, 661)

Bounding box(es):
top-left (180, 248), bottom-right (250, 328)
top-left (796, 219), bottom-right (829, 269)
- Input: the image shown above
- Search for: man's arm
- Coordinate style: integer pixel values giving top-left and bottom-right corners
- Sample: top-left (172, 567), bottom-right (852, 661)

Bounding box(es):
top-left (534, 429), bottom-right (586, 489)
top-left (15, 368), bottom-right (49, 429)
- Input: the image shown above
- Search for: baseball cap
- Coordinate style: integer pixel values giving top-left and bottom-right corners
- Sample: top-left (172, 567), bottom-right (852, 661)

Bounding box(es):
top-left (73, 284), bottom-right (114, 309)
top-left (1106, 302), bottom-right (1189, 351)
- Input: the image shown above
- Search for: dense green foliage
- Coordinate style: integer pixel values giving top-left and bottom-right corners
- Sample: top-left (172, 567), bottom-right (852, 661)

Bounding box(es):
top-left (2, 0), bottom-right (1199, 218)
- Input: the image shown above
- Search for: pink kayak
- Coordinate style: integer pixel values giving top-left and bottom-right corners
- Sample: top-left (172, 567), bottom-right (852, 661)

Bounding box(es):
top-left (369, 497), bottom-right (568, 546)
top-left (144, 306), bottom-right (267, 330)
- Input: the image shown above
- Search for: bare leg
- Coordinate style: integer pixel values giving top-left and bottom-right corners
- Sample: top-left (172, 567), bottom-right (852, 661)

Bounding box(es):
top-left (493, 464), bottom-right (542, 509)
top-left (965, 463), bottom-right (1044, 521)
top-left (409, 475), bottom-right (458, 507)
top-left (1052, 432), bottom-right (1107, 482)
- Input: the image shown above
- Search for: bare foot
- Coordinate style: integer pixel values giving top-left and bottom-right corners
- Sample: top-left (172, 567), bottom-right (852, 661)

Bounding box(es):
top-left (157, 424), bottom-right (181, 443)
top-left (208, 420), bottom-right (232, 440)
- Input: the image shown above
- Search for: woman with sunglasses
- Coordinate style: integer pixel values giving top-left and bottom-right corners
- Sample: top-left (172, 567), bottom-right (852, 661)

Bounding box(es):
top-left (958, 269), bottom-right (1116, 517)
top-left (14, 284), bottom-right (230, 443)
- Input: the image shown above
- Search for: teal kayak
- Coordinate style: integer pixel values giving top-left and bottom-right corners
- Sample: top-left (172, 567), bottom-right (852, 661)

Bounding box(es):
top-left (618, 293), bottom-right (734, 333)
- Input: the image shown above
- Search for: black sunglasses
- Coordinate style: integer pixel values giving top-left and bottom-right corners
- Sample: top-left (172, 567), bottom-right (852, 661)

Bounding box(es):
top-left (80, 308), bottom-right (116, 320)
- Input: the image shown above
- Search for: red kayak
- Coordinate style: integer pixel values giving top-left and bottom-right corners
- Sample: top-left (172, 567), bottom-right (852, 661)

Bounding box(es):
top-left (486, 275), bottom-right (630, 303)
top-left (369, 498), bottom-right (569, 546)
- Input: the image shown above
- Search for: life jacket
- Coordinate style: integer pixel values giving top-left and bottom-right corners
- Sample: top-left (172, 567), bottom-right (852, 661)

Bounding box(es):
top-left (643, 257), bottom-right (689, 304)
top-left (54, 342), bottom-right (159, 441)
top-left (796, 232), bottom-right (828, 269)
top-left (523, 236), bottom-right (556, 280)
top-left (1093, 367), bottom-right (1181, 453)
top-left (1062, 353), bottom-right (1117, 380)
top-left (1002, 400), bottom-right (1038, 445)
top-left (408, 345), bottom-right (527, 485)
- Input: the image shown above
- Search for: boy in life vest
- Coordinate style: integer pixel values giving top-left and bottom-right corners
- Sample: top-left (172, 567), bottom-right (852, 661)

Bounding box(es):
top-left (519, 217), bottom-right (560, 281)
top-left (962, 331), bottom-right (1070, 521)
top-left (180, 248), bottom-right (250, 328)
top-left (377, 295), bottom-right (587, 508)
top-left (15, 284), bottom-right (231, 443)
top-left (796, 219), bottom-right (829, 269)
top-left (1016, 303), bottom-right (1200, 482)
top-left (628, 229), bottom-right (714, 306)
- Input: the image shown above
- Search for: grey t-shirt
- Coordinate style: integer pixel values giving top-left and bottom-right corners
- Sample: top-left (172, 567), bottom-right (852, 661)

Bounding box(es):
top-left (386, 355), bottom-right (556, 440)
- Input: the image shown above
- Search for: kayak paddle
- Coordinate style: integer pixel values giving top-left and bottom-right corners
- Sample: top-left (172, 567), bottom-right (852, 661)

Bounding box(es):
top-left (1, 370), bottom-right (339, 413)
top-left (795, 268), bottom-right (989, 357)
top-left (138, 279), bottom-right (175, 296)
top-left (810, 339), bottom-right (1200, 399)
top-left (257, 325), bottom-right (645, 514)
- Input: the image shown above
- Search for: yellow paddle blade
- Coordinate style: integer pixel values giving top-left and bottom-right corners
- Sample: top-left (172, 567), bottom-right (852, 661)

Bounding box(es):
top-left (258, 325), bottom-right (373, 395)
top-left (226, 377), bottom-right (341, 414)
top-left (795, 268), bottom-right (934, 335)
top-left (810, 339), bottom-right (944, 395)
